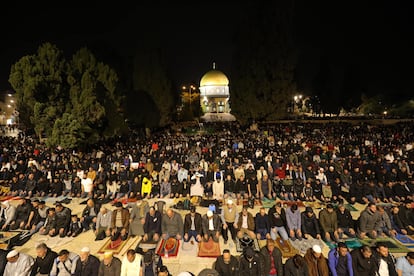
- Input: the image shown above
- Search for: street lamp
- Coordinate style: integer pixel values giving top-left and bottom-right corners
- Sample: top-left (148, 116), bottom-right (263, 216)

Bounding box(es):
top-left (182, 85), bottom-right (196, 115)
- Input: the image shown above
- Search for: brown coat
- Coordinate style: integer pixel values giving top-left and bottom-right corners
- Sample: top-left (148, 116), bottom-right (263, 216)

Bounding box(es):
top-left (237, 212), bottom-right (255, 230)
top-left (304, 248), bottom-right (329, 276)
top-left (110, 208), bottom-right (130, 229)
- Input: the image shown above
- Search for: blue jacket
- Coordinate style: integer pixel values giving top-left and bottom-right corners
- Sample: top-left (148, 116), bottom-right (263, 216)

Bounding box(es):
top-left (328, 248), bottom-right (354, 276)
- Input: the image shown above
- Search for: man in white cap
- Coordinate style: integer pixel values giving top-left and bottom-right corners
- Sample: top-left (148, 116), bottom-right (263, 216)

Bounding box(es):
top-left (120, 249), bottom-right (142, 276)
top-left (304, 244), bottom-right (329, 276)
top-left (202, 210), bottom-right (221, 242)
top-left (4, 249), bottom-right (34, 276)
top-left (73, 246), bottom-right (100, 276)
top-left (220, 199), bottom-right (239, 244)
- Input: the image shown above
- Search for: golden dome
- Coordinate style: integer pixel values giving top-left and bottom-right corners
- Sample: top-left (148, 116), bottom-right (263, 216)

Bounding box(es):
top-left (200, 70), bottom-right (229, 87)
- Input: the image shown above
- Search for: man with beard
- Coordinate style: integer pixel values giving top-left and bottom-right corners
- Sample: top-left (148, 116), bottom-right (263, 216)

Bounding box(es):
top-left (73, 247), bottom-right (100, 276)
top-left (373, 242), bottom-right (397, 276)
top-left (351, 245), bottom-right (376, 276)
top-left (214, 249), bottom-right (239, 276)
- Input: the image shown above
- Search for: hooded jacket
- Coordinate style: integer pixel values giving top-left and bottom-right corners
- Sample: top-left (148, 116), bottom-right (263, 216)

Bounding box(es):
top-left (328, 248), bottom-right (354, 276)
top-left (304, 248), bottom-right (329, 276)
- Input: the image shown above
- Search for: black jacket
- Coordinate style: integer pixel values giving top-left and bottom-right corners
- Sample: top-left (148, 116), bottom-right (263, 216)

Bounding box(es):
top-left (184, 212), bottom-right (202, 235)
top-left (336, 208), bottom-right (354, 229)
top-left (31, 248), bottom-right (58, 276)
top-left (284, 257), bottom-right (308, 276)
top-left (81, 205), bottom-right (100, 218)
top-left (214, 255), bottom-right (239, 276)
top-left (351, 249), bottom-right (376, 276)
top-left (239, 254), bottom-right (262, 276)
top-left (301, 212), bottom-right (320, 236)
top-left (74, 254), bottom-right (100, 276)
top-left (268, 206), bottom-right (287, 227)
top-left (0, 249), bottom-right (10, 276)
top-left (260, 246), bottom-right (283, 276)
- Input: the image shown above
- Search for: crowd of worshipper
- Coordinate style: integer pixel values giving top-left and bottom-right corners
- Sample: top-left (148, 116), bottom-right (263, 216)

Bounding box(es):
top-left (2, 205), bottom-right (414, 276)
top-left (0, 121), bottom-right (414, 275)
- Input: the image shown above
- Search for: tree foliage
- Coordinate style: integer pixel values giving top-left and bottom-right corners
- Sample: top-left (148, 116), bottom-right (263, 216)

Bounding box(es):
top-left (231, 1), bottom-right (297, 123)
top-left (132, 47), bottom-right (176, 126)
top-left (9, 43), bottom-right (125, 149)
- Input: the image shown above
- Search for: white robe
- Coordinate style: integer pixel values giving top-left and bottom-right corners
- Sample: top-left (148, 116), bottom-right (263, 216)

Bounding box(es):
top-left (121, 254), bottom-right (142, 276)
top-left (4, 253), bottom-right (34, 276)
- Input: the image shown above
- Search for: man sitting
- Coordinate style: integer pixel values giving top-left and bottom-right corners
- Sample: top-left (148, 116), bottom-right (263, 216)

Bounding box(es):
top-left (55, 203), bottom-right (72, 238)
top-left (80, 199), bottom-right (99, 231)
top-left (110, 202), bottom-right (130, 241)
top-left (237, 206), bottom-right (256, 239)
top-left (95, 206), bottom-right (112, 241)
top-left (183, 206), bottom-right (202, 243)
top-left (255, 207), bottom-right (271, 240)
top-left (143, 206), bottom-right (162, 242)
top-left (201, 210), bottom-right (221, 242)
top-left (161, 208), bottom-right (183, 240)
top-left (9, 198), bottom-right (34, 230)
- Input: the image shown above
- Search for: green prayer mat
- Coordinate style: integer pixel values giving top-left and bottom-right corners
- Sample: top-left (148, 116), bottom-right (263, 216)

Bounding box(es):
top-left (324, 238), bottom-right (362, 250)
top-left (360, 237), bottom-right (411, 253)
top-left (344, 203), bottom-right (358, 211)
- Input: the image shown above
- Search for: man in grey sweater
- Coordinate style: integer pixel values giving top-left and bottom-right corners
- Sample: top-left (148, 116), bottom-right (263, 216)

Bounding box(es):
top-left (162, 208), bottom-right (184, 240)
top-left (358, 202), bottom-right (381, 239)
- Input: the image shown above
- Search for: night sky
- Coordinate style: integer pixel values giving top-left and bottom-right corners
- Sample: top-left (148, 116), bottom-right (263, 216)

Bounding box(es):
top-left (1, 1), bottom-right (413, 101)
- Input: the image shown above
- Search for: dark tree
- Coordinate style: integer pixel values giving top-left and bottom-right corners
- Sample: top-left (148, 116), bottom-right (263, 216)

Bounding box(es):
top-left (312, 55), bottom-right (341, 115)
top-left (231, 1), bottom-right (297, 123)
top-left (132, 47), bottom-right (176, 127)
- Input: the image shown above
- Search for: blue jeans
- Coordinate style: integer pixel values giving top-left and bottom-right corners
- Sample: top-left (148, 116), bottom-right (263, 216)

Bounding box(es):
top-left (257, 228), bottom-right (269, 240)
top-left (184, 230), bottom-right (199, 242)
top-left (271, 226), bottom-right (289, 240)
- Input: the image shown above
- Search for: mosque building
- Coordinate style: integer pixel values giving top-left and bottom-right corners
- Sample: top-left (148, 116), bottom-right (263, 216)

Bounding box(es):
top-left (199, 63), bottom-right (235, 121)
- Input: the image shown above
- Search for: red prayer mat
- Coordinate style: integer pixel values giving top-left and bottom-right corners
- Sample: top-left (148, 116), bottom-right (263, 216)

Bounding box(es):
top-left (197, 238), bottom-right (221, 258)
top-left (98, 237), bottom-right (130, 254)
top-left (156, 238), bottom-right (180, 257)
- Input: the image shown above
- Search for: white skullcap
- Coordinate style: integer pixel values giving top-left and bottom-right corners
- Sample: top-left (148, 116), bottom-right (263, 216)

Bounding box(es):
top-left (207, 210), bottom-right (213, 217)
top-left (227, 199), bottom-right (233, 205)
top-left (6, 250), bottom-right (19, 258)
top-left (312, 244), bottom-right (322, 253)
top-left (80, 247), bottom-right (90, 252)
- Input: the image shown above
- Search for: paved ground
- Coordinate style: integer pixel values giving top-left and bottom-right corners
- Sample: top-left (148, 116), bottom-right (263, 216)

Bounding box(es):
top-left (5, 196), bottom-right (375, 275)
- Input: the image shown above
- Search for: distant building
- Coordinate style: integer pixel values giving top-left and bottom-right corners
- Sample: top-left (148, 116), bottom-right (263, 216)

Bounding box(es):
top-left (0, 90), bottom-right (17, 125)
top-left (199, 63), bottom-right (235, 121)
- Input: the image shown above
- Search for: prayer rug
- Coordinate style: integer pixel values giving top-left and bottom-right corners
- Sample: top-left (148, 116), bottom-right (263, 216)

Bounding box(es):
top-left (360, 237), bottom-right (411, 253)
top-left (198, 238), bottom-right (221, 257)
top-left (396, 234), bottom-right (414, 248)
top-left (281, 201), bottom-right (305, 208)
top-left (236, 199), bottom-right (262, 207)
top-left (344, 204), bottom-right (358, 212)
top-left (37, 235), bottom-right (74, 249)
top-left (0, 196), bottom-right (21, 201)
top-left (156, 237), bottom-right (180, 257)
top-left (345, 238), bottom-right (363, 250)
top-left (274, 237), bottom-right (299, 258)
top-left (262, 199), bottom-right (275, 208)
top-left (290, 238), bottom-right (326, 255)
top-left (98, 237), bottom-right (131, 255)
top-left (324, 240), bottom-right (337, 250)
